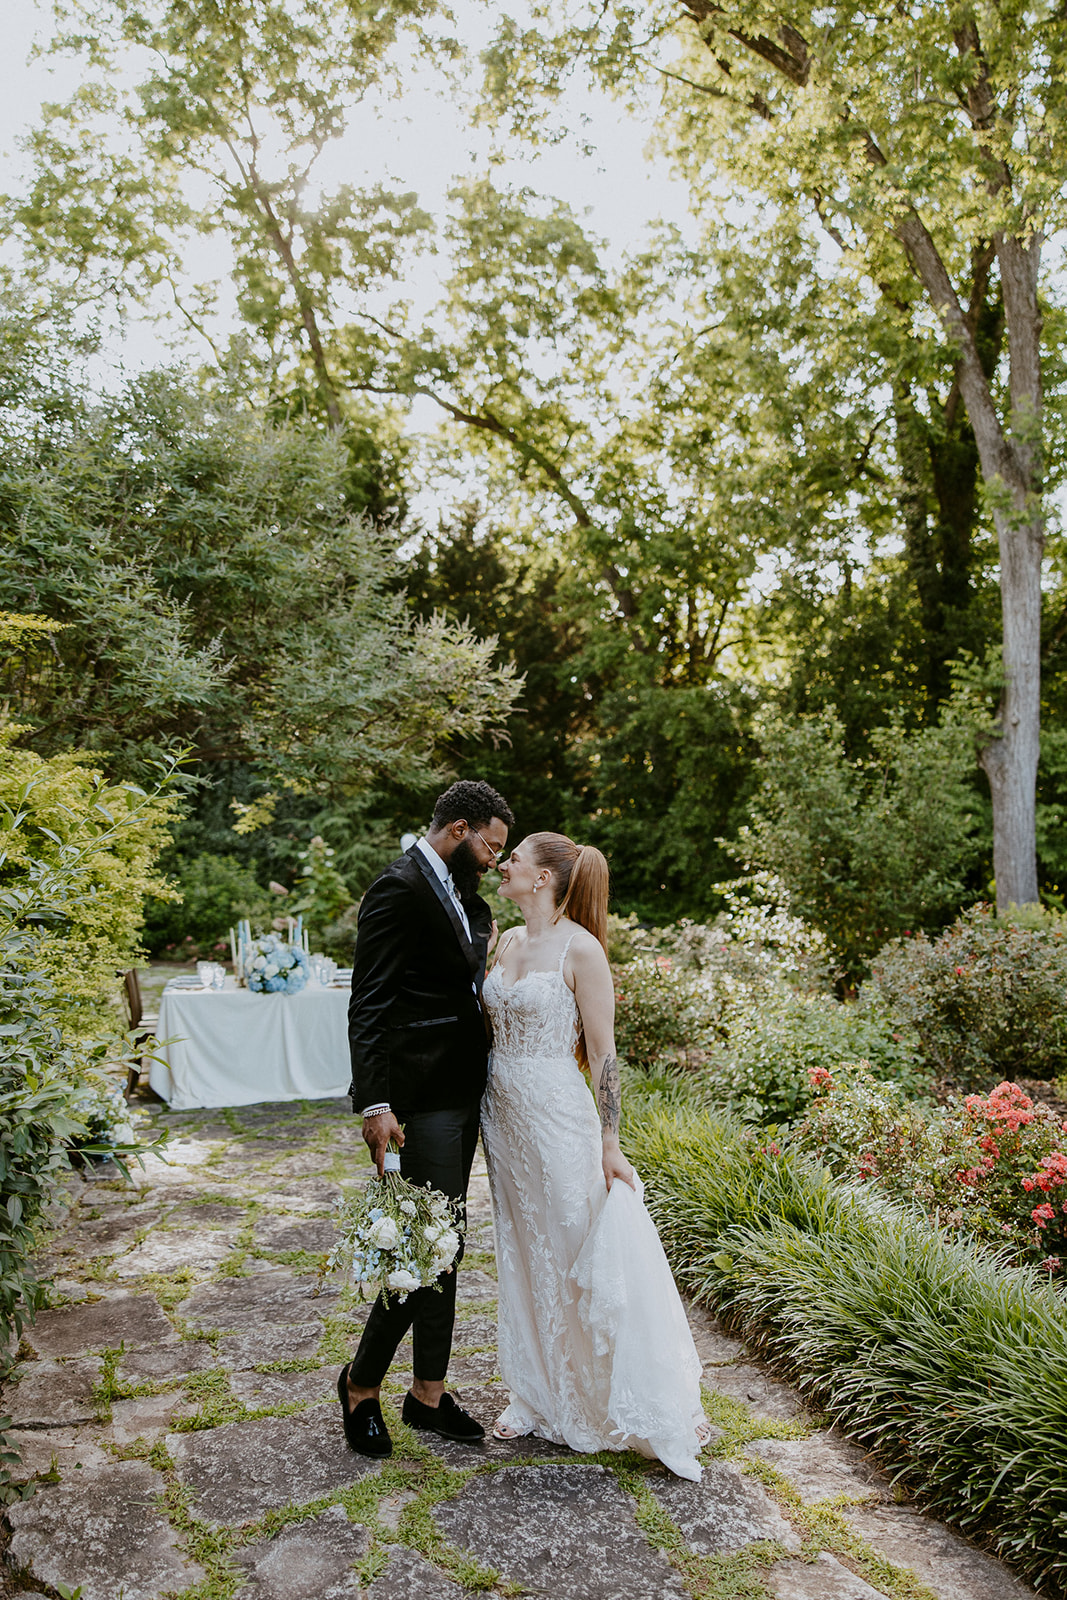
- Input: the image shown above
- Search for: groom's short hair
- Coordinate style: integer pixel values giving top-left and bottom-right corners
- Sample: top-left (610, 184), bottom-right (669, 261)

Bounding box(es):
top-left (432, 780), bottom-right (514, 831)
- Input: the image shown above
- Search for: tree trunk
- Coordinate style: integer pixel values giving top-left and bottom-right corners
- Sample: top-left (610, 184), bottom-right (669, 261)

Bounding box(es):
top-left (980, 505), bottom-right (1043, 907)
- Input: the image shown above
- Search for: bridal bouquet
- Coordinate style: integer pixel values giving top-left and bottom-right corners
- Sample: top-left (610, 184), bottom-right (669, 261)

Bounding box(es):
top-left (327, 1154), bottom-right (462, 1306)
top-left (243, 933), bottom-right (309, 994)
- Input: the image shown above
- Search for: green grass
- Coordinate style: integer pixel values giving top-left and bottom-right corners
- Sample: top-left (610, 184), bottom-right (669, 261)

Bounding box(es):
top-left (624, 1089), bottom-right (1067, 1597)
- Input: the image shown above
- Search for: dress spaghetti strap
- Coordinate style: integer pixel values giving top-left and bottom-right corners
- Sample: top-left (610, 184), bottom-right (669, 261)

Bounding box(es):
top-left (557, 933), bottom-right (576, 973)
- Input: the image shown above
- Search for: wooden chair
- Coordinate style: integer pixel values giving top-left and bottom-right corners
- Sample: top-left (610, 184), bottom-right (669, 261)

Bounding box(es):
top-left (122, 969), bottom-right (159, 1099)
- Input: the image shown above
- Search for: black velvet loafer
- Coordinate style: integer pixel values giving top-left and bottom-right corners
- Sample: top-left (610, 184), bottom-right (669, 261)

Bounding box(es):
top-left (402, 1389), bottom-right (485, 1443)
top-left (337, 1366), bottom-right (392, 1457)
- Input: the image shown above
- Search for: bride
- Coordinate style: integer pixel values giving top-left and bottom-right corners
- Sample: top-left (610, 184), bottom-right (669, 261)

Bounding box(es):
top-left (481, 831), bottom-right (708, 1480)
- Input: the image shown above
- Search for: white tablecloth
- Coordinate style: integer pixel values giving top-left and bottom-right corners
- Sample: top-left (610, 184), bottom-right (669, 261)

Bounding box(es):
top-left (151, 982), bottom-right (351, 1110)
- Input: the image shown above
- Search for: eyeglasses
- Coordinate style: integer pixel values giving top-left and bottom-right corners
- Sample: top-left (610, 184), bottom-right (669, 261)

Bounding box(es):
top-left (470, 828), bottom-right (505, 862)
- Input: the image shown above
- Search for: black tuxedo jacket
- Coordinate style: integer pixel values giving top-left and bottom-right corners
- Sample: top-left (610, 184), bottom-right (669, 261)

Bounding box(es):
top-left (347, 846), bottom-right (492, 1116)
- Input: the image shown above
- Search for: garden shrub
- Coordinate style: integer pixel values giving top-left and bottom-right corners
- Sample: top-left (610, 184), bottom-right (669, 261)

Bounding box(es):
top-left (867, 904), bottom-right (1067, 1086)
top-left (144, 849), bottom-right (273, 959)
top-left (0, 731), bottom-right (179, 1041)
top-left (622, 1090), bottom-right (1067, 1595)
top-left (798, 1065), bottom-right (1067, 1270)
top-left (704, 988), bottom-right (927, 1126)
top-left (613, 955), bottom-right (722, 1073)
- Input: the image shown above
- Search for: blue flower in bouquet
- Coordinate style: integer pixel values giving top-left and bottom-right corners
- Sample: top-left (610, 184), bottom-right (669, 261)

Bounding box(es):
top-left (245, 933), bottom-right (309, 994)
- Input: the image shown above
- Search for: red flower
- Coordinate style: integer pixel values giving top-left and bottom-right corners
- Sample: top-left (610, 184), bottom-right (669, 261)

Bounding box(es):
top-left (955, 965), bottom-right (964, 975)
top-left (1041, 1257), bottom-right (1061, 1274)
top-left (808, 1066), bottom-right (834, 1090)
top-left (1032, 1203), bottom-right (1056, 1226)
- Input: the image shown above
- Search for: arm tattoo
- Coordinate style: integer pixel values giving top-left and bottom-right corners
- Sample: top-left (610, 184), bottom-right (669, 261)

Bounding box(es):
top-left (597, 1054), bottom-right (621, 1138)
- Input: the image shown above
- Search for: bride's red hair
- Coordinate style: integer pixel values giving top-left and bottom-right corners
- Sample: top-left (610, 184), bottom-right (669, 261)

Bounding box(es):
top-left (526, 833), bottom-right (609, 951)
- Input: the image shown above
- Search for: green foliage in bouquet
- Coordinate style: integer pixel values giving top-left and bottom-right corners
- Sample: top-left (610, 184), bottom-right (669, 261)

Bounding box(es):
top-left (867, 905), bottom-right (1067, 1086)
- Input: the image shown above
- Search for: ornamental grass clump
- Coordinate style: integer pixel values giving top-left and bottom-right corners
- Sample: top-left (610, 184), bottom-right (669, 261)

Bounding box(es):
top-left (622, 1090), bottom-right (1067, 1595)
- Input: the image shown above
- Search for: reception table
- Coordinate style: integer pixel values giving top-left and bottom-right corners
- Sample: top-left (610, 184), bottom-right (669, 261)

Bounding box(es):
top-left (151, 980), bottom-right (352, 1110)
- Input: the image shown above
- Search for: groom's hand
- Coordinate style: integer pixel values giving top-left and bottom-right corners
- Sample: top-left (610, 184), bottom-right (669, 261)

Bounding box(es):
top-left (363, 1110), bottom-right (404, 1176)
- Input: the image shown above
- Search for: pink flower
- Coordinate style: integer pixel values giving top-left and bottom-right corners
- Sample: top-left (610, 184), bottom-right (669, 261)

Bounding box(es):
top-left (1032, 1203), bottom-right (1056, 1226)
top-left (1042, 1256), bottom-right (1062, 1273)
top-left (808, 1066), bottom-right (834, 1090)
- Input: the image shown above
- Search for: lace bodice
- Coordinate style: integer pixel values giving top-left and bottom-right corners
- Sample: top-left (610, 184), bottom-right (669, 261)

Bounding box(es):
top-left (482, 938), bottom-right (581, 1063)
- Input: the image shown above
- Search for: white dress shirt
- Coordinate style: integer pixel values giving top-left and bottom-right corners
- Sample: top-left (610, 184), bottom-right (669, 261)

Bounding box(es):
top-left (361, 837), bottom-right (471, 1117)
top-left (415, 835), bottom-right (471, 939)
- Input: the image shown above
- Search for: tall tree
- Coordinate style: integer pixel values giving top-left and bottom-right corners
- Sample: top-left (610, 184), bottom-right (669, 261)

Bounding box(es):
top-left (484, 0), bottom-right (1067, 907)
top-left (7, 0), bottom-right (443, 426)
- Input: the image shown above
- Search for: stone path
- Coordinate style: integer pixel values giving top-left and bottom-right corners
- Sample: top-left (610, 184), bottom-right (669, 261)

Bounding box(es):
top-left (0, 1095), bottom-right (1039, 1600)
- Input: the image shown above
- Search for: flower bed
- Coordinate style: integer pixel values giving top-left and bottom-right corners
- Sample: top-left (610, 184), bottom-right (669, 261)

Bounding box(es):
top-left (799, 1065), bottom-right (1067, 1271)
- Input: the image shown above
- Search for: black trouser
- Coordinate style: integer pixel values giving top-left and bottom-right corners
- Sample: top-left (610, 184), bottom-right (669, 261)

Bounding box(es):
top-left (348, 1102), bottom-right (481, 1387)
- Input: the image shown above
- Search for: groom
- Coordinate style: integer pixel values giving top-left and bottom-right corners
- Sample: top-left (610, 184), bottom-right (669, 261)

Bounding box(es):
top-left (338, 779), bottom-right (514, 1457)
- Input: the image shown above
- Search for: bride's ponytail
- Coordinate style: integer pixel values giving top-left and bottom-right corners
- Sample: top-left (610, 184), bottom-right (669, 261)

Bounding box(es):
top-left (526, 832), bottom-right (610, 1072)
top-left (526, 833), bottom-right (609, 951)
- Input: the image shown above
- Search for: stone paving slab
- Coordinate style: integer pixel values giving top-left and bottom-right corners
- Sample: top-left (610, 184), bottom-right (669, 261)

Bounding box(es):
top-left (7, 1359), bottom-right (101, 1429)
top-left (214, 1322), bottom-right (325, 1367)
top-left (24, 1292), bottom-right (175, 1357)
top-left (109, 1392), bottom-right (197, 1444)
top-left (7, 1459), bottom-right (203, 1600)
top-left (9, 1426), bottom-right (110, 1477)
top-left (178, 1268), bottom-right (337, 1332)
top-left (649, 1458), bottom-right (802, 1553)
top-left (112, 1228), bottom-right (238, 1277)
top-left (365, 1546), bottom-right (473, 1598)
top-left (746, 1431), bottom-right (890, 1504)
top-left (252, 1214), bottom-right (338, 1252)
top-left (229, 1365), bottom-right (338, 1408)
top-left (706, 1361), bottom-right (813, 1422)
top-left (118, 1339), bottom-right (216, 1381)
top-left (433, 1463), bottom-right (690, 1599)
top-left (168, 1408), bottom-right (380, 1524)
top-left (844, 1504), bottom-right (1039, 1600)
top-left (768, 1551), bottom-right (891, 1599)
top-left (235, 1504), bottom-right (369, 1597)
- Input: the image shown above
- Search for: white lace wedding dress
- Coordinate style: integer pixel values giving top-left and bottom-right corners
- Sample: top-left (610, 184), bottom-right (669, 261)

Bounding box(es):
top-left (481, 937), bottom-right (706, 1480)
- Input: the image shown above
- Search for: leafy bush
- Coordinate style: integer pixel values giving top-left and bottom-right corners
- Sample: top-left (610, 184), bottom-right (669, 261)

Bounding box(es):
top-left (613, 955), bottom-right (722, 1074)
top-left (623, 1091), bottom-right (1067, 1595)
top-left (739, 708), bottom-right (982, 978)
top-left (867, 904), bottom-right (1067, 1086)
top-left (289, 836), bottom-right (354, 952)
top-left (0, 730), bottom-right (179, 1040)
top-left (144, 850), bottom-right (273, 958)
top-left (799, 1065), bottom-right (1067, 1269)
top-left (704, 988), bottom-right (927, 1126)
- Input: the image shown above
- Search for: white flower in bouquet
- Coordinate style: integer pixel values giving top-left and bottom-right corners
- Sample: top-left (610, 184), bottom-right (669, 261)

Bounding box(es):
top-left (368, 1215), bottom-right (401, 1251)
top-left (253, 955), bottom-right (267, 970)
top-left (399, 1198), bottom-right (417, 1216)
top-left (387, 1268), bottom-right (422, 1293)
top-left (430, 1229), bottom-right (461, 1274)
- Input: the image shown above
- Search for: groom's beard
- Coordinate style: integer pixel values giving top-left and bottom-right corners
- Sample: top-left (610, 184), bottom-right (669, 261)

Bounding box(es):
top-left (450, 839), bottom-right (484, 901)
